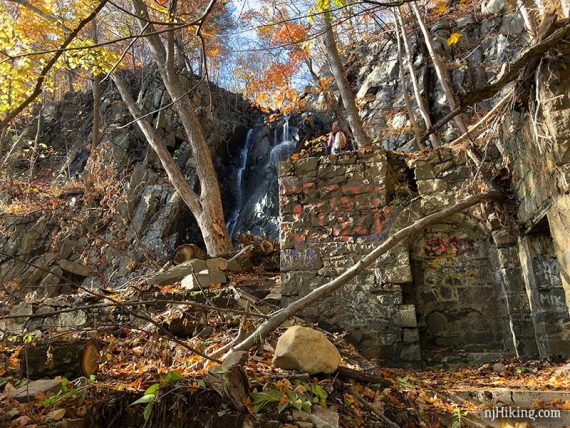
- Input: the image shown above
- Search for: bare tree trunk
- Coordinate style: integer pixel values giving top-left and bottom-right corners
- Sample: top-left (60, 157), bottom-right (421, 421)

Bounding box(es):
top-left (394, 15), bottom-right (425, 150)
top-left (66, 70), bottom-right (74, 93)
top-left (225, 191), bottom-right (503, 359)
top-left (120, 0), bottom-right (231, 256)
top-left (0, 128), bottom-right (6, 161)
top-left (320, 13), bottom-right (371, 149)
top-left (395, 9), bottom-right (440, 148)
top-left (409, 2), bottom-right (468, 134)
top-left (91, 18), bottom-right (101, 153)
top-left (112, 75), bottom-right (229, 255)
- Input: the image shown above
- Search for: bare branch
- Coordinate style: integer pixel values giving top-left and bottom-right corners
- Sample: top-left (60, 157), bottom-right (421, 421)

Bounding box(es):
top-left (225, 191), bottom-right (505, 359)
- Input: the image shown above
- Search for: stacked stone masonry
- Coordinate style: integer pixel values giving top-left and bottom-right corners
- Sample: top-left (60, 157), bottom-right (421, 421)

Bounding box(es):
top-left (279, 147), bottom-right (570, 367)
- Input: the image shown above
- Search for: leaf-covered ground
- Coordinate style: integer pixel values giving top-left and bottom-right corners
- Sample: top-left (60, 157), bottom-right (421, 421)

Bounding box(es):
top-left (1, 273), bottom-right (569, 427)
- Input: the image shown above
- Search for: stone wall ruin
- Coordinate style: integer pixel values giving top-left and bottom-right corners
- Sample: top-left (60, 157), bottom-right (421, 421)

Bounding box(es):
top-left (278, 147), bottom-right (570, 366)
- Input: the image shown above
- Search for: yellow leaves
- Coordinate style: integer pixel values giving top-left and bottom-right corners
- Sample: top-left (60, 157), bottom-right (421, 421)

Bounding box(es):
top-left (448, 32), bottom-right (463, 45)
top-left (435, 0), bottom-right (448, 14)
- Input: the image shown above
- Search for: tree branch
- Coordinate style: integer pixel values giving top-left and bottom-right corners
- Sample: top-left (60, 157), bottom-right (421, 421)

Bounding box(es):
top-left (111, 74), bottom-right (204, 216)
top-left (415, 18), bottom-right (570, 145)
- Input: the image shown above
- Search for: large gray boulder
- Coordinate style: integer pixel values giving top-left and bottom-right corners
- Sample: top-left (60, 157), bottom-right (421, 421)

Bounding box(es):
top-left (181, 268), bottom-right (227, 290)
top-left (273, 326), bottom-right (341, 374)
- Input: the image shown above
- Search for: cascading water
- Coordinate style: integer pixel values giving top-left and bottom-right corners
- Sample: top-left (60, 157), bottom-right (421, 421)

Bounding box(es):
top-left (269, 117), bottom-right (298, 168)
top-left (227, 116), bottom-right (300, 240)
top-left (227, 128), bottom-right (255, 237)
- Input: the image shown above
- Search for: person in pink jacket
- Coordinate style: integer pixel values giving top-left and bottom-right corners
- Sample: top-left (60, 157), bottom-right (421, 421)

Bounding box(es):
top-left (327, 121), bottom-right (349, 155)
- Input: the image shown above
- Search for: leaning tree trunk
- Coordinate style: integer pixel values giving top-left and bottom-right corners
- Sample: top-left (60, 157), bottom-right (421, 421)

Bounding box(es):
top-left (118, 0), bottom-right (232, 256)
top-left (91, 17), bottom-right (101, 153)
top-left (409, 2), bottom-right (468, 134)
top-left (395, 9), bottom-right (440, 148)
top-left (112, 75), bottom-right (229, 256)
top-left (320, 13), bottom-right (371, 149)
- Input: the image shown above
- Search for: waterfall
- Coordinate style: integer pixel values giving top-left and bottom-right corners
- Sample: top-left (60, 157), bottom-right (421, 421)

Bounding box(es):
top-left (227, 128), bottom-right (255, 237)
top-left (269, 117), bottom-right (297, 168)
top-left (283, 116), bottom-right (289, 143)
top-left (227, 116), bottom-right (299, 240)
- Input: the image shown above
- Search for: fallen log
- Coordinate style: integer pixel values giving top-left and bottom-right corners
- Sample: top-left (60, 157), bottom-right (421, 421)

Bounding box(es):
top-left (20, 337), bottom-right (101, 379)
top-left (229, 244), bottom-right (260, 271)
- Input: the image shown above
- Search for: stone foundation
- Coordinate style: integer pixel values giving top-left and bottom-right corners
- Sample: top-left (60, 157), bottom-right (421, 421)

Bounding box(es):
top-left (279, 147), bottom-right (570, 366)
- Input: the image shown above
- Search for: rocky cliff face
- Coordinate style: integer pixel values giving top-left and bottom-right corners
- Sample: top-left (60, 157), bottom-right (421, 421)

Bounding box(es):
top-left (348, 0), bottom-right (530, 151)
top-left (0, 68), bottom-right (260, 291)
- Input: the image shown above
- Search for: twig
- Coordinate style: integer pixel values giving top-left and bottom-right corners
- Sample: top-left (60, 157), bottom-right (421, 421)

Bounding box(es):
top-left (0, 250), bottom-right (220, 363)
top-left (208, 302), bottom-right (250, 359)
top-left (0, 299), bottom-right (270, 321)
top-left (349, 387), bottom-right (400, 428)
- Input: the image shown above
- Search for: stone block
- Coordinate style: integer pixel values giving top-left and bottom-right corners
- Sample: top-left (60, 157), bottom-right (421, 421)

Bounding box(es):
top-left (341, 179), bottom-right (369, 195)
top-left (181, 269), bottom-right (227, 290)
top-left (376, 292), bottom-right (403, 305)
top-left (294, 157), bottom-right (318, 175)
top-left (415, 163), bottom-right (435, 180)
top-left (279, 176), bottom-right (302, 195)
top-left (497, 247), bottom-right (519, 269)
top-left (281, 271), bottom-right (318, 297)
top-left (433, 160), bottom-right (455, 176)
top-left (377, 263), bottom-right (413, 284)
top-left (400, 344), bottom-right (421, 361)
top-left (206, 257), bottom-right (229, 271)
top-left (440, 165), bottom-right (472, 182)
top-left (281, 248), bottom-right (322, 271)
top-left (417, 179), bottom-right (448, 194)
top-left (403, 328), bottom-right (420, 343)
top-left (393, 305), bottom-right (418, 327)
top-left (492, 230), bottom-right (517, 246)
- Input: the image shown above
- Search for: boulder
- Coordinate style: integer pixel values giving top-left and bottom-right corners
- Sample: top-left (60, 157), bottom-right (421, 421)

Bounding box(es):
top-left (181, 269), bottom-right (227, 290)
top-left (206, 257), bottom-right (230, 271)
top-left (273, 326), bottom-right (341, 374)
top-left (12, 379), bottom-right (62, 403)
top-left (147, 259), bottom-right (206, 286)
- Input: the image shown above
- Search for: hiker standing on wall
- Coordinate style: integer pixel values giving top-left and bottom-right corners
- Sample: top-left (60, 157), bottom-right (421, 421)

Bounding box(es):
top-left (327, 121), bottom-right (349, 155)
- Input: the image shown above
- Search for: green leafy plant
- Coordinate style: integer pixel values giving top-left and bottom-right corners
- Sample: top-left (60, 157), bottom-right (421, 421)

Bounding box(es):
top-left (42, 378), bottom-right (89, 408)
top-left (131, 370), bottom-right (184, 425)
top-left (396, 376), bottom-right (414, 388)
top-left (251, 381), bottom-right (328, 415)
top-left (451, 407), bottom-right (468, 428)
